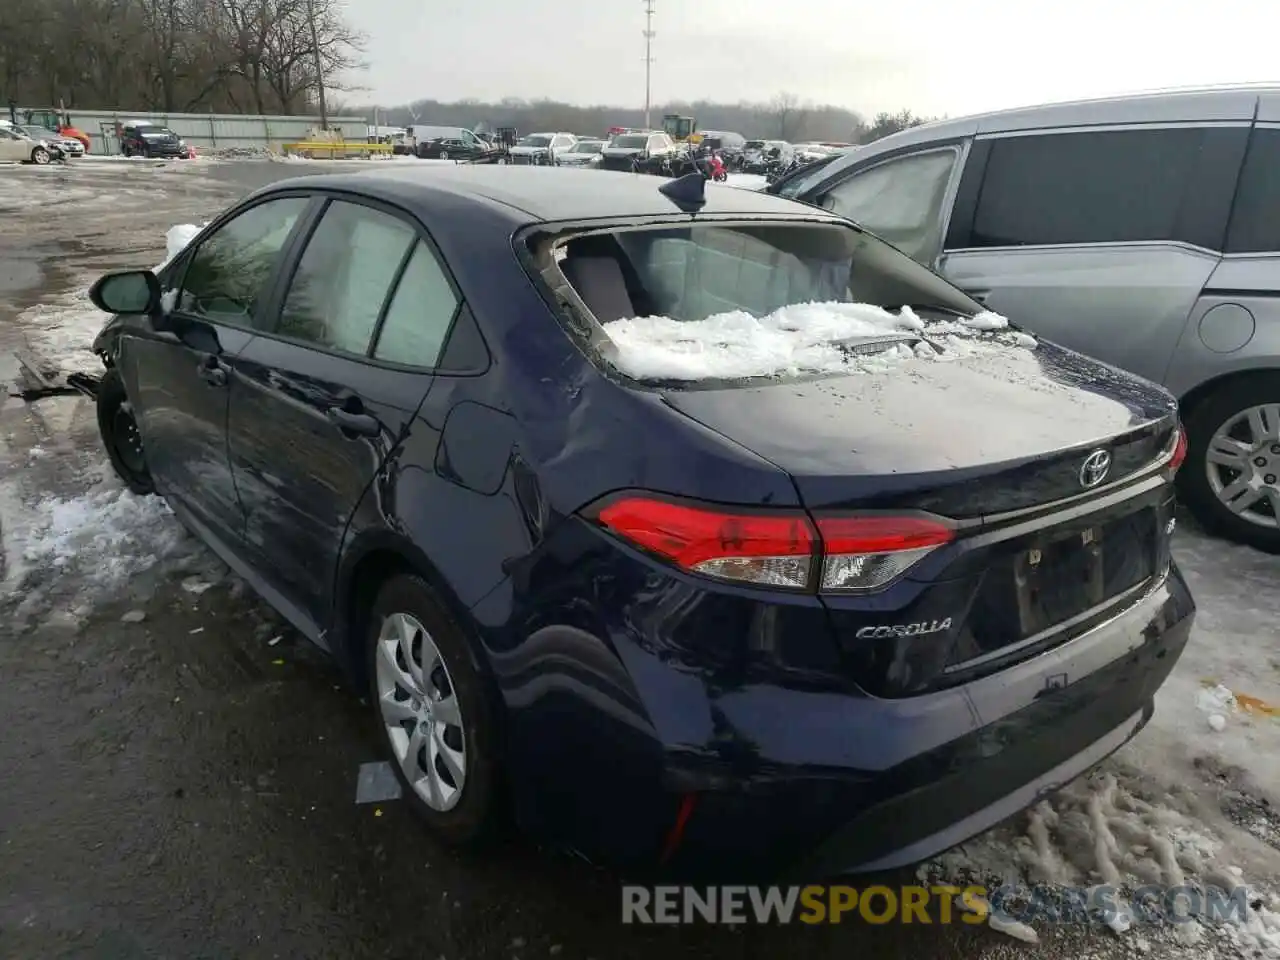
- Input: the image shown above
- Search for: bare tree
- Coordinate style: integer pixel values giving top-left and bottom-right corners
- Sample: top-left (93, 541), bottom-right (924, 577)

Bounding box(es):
top-left (769, 91), bottom-right (808, 142)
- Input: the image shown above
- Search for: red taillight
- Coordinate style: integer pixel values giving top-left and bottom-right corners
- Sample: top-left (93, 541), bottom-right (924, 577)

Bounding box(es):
top-left (595, 497), bottom-right (816, 589)
top-left (592, 496), bottom-right (951, 592)
top-left (1170, 425), bottom-right (1188, 473)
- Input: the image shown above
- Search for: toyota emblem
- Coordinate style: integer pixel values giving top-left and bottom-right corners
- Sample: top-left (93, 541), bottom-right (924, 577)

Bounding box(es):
top-left (1079, 449), bottom-right (1112, 489)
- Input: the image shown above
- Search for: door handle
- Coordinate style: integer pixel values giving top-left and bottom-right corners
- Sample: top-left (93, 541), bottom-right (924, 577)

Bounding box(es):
top-left (197, 356), bottom-right (228, 387)
top-left (326, 406), bottom-right (380, 437)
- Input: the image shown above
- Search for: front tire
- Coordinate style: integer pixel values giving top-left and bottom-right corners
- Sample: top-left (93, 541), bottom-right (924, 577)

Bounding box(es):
top-left (97, 368), bottom-right (154, 495)
top-left (367, 574), bottom-right (501, 845)
top-left (1179, 373), bottom-right (1280, 552)
top-left (30, 147), bottom-right (50, 165)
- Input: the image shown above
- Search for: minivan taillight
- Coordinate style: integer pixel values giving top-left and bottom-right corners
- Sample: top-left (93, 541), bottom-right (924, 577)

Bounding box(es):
top-left (591, 496), bottom-right (952, 592)
top-left (1169, 424), bottom-right (1187, 473)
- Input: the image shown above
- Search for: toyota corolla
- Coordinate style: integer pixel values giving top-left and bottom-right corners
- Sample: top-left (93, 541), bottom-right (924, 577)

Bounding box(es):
top-left (80, 165), bottom-right (1194, 880)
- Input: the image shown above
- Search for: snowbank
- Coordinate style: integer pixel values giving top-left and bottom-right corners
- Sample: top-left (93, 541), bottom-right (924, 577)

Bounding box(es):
top-left (156, 222), bottom-right (204, 271)
top-left (600, 301), bottom-right (1021, 380)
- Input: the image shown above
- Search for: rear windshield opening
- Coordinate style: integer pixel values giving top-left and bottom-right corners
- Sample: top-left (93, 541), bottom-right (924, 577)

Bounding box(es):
top-left (547, 222), bottom-right (1023, 383)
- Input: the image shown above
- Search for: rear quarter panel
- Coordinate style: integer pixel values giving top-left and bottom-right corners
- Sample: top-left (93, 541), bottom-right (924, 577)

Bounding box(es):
top-left (1165, 253), bottom-right (1280, 398)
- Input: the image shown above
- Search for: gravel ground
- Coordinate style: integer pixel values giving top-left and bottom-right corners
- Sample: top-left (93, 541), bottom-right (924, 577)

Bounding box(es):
top-left (1, 156), bottom-right (1278, 960)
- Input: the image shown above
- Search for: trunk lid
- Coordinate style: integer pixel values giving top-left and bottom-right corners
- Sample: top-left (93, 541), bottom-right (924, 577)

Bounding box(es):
top-left (659, 338), bottom-right (1177, 517)
top-left (660, 337), bottom-right (1179, 698)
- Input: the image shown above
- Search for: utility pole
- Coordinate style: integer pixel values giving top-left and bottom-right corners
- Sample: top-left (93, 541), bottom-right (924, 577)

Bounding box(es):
top-left (642, 0), bottom-right (655, 129)
top-left (305, 0), bottom-right (329, 130)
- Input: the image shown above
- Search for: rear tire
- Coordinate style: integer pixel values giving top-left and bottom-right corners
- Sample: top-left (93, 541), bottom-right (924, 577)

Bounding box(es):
top-left (366, 574), bottom-right (501, 846)
top-left (97, 368), bottom-right (155, 495)
top-left (1179, 373), bottom-right (1280, 553)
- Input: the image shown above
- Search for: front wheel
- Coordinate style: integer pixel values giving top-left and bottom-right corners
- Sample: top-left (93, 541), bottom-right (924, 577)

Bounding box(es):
top-left (30, 147), bottom-right (50, 165)
top-left (97, 368), bottom-right (154, 495)
top-left (367, 574), bottom-right (501, 845)
top-left (439, 149), bottom-right (449, 160)
top-left (1179, 373), bottom-right (1280, 552)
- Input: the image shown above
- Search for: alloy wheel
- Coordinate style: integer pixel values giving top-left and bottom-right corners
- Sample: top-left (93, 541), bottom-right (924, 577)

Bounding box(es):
top-left (1206, 403), bottom-right (1280, 528)
top-left (374, 612), bottom-right (467, 811)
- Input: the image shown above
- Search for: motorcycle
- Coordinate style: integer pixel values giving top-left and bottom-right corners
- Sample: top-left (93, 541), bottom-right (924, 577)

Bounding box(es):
top-left (707, 152), bottom-right (728, 182)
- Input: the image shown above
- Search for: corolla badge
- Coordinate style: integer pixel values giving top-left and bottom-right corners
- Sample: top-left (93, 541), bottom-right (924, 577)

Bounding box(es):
top-left (1079, 449), bottom-right (1112, 489)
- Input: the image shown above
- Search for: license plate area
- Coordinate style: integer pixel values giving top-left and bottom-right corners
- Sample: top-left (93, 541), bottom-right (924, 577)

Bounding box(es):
top-left (1013, 509), bottom-right (1157, 639)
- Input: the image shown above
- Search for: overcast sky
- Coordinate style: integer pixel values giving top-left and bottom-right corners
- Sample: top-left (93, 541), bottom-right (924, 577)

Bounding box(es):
top-left (346, 0), bottom-right (1278, 117)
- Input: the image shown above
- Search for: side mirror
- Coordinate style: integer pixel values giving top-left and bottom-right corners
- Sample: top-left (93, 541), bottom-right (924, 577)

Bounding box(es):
top-left (89, 270), bottom-right (160, 316)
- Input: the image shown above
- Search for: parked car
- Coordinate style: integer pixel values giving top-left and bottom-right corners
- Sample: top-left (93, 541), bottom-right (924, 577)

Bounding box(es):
top-left (772, 86), bottom-right (1280, 552)
top-left (0, 124), bottom-right (57, 164)
top-left (742, 140), bottom-right (794, 174)
top-left (82, 165), bottom-right (1193, 880)
top-left (9, 122), bottom-right (84, 157)
top-left (693, 130), bottom-right (747, 168)
top-left (599, 131), bottom-right (677, 172)
top-left (508, 132), bottom-right (577, 165)
top-left (417, 135), bottom-right (493, 161)
top-left (120, 122), bottom-right (189, 159)
top-left (558, 138), bottom-right (605, 167)
top-left (791, 142), bottom-right (837, 162)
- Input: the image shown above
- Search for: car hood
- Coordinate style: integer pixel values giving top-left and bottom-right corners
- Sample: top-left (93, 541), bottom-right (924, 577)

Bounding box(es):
top-left (602, 147), bottom-right (645, 157)
top-left (510, 145), bottom-right (552, 154)
top-left (658, 337), bottom-right (1177, 517)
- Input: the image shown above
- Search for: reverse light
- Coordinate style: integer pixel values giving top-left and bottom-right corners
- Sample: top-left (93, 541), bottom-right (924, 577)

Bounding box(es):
top-left (816, 515), bottom-right (955, 592)
top-left (592, 496), bottom-right (953, 592)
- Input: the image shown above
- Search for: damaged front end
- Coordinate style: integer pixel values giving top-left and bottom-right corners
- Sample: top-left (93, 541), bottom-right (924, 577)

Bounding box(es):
top-left (8, 316), bottom-right (119, 402)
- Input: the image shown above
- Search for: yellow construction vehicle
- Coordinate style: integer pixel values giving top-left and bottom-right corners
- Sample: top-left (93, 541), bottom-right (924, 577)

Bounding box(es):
top-left (662, 115), bottom-right (697, 143)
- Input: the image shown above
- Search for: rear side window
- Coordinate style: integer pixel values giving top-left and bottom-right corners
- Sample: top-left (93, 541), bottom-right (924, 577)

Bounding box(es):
top-left (373, 241), bottom-right (460, 367)
top-left (1226, 128), bottom-right (1280, 254)
top-left (820, 149), bottom-right (957, 264)
top-left (967, 129), bottom-right (1203, 248)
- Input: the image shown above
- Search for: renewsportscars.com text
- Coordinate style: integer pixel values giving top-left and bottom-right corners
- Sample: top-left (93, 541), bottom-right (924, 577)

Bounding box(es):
top-left (621, 884), bottom-right (1251, 925)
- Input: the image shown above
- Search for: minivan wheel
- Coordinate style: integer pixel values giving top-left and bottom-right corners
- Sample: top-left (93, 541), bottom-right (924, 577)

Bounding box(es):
top-left (1180, 374), bottom-right (1280, 553)
top-left (97, 368), bottom-right (155, 495)
top-left (366, 574), bottom-right (500, 845)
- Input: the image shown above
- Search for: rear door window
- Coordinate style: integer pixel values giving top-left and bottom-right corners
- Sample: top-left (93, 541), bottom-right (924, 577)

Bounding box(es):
top-left (277, 200), bottom-right (416, 355)
top-left (819, 149), bottom-right (958, 264)
top-left (1226, 128), bottom-right (1280, 254)
top-left (966, 128), bottom-right (1204, 248)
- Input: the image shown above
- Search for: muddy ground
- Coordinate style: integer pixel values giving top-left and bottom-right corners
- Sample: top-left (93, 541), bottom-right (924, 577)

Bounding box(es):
top-left (0, 157), bottom-right (1276, 960)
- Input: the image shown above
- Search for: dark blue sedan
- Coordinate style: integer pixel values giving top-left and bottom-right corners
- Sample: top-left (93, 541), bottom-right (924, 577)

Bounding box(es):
top-left (83, 165), bottom-right (1195, 880)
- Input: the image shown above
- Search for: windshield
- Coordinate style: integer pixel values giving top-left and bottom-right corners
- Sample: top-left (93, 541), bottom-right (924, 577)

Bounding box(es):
top-left (137, 126), bottom-right (174, 137)
top-left (20, 126), bottom-right (60, 139)
top-left (745, 140), bottom-right (765, 149)
top-left (571, 141), bottom-right (603, 153)
top-left (518, 135), bottom-right (552, 147)
top-left (553, 222), bottom-right (982, 382)
top-left (611, 135), bottom-right (648, 149)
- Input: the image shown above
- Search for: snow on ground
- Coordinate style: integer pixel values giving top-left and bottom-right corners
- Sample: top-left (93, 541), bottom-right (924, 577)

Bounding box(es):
top-left (601, 301), bottom-right (1021, 380)
top-left (919, 531), bottom-right (1280, 956)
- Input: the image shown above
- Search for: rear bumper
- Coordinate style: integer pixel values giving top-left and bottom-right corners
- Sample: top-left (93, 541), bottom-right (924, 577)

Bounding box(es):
top-left (488, 538), bottom-right (1194, 880)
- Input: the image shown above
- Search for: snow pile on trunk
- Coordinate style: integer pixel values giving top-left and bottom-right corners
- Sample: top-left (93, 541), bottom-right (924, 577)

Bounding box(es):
top-left (600, 301), bottom-right (1025, 380)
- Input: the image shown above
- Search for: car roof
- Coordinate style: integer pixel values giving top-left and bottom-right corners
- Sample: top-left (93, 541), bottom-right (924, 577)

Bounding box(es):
top-left (266, 165), bottom-right (837, 224)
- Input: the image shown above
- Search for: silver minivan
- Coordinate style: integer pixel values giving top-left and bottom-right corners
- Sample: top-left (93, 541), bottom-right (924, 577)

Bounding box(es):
top-left (772, 86), bottom-right (1280, 552)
